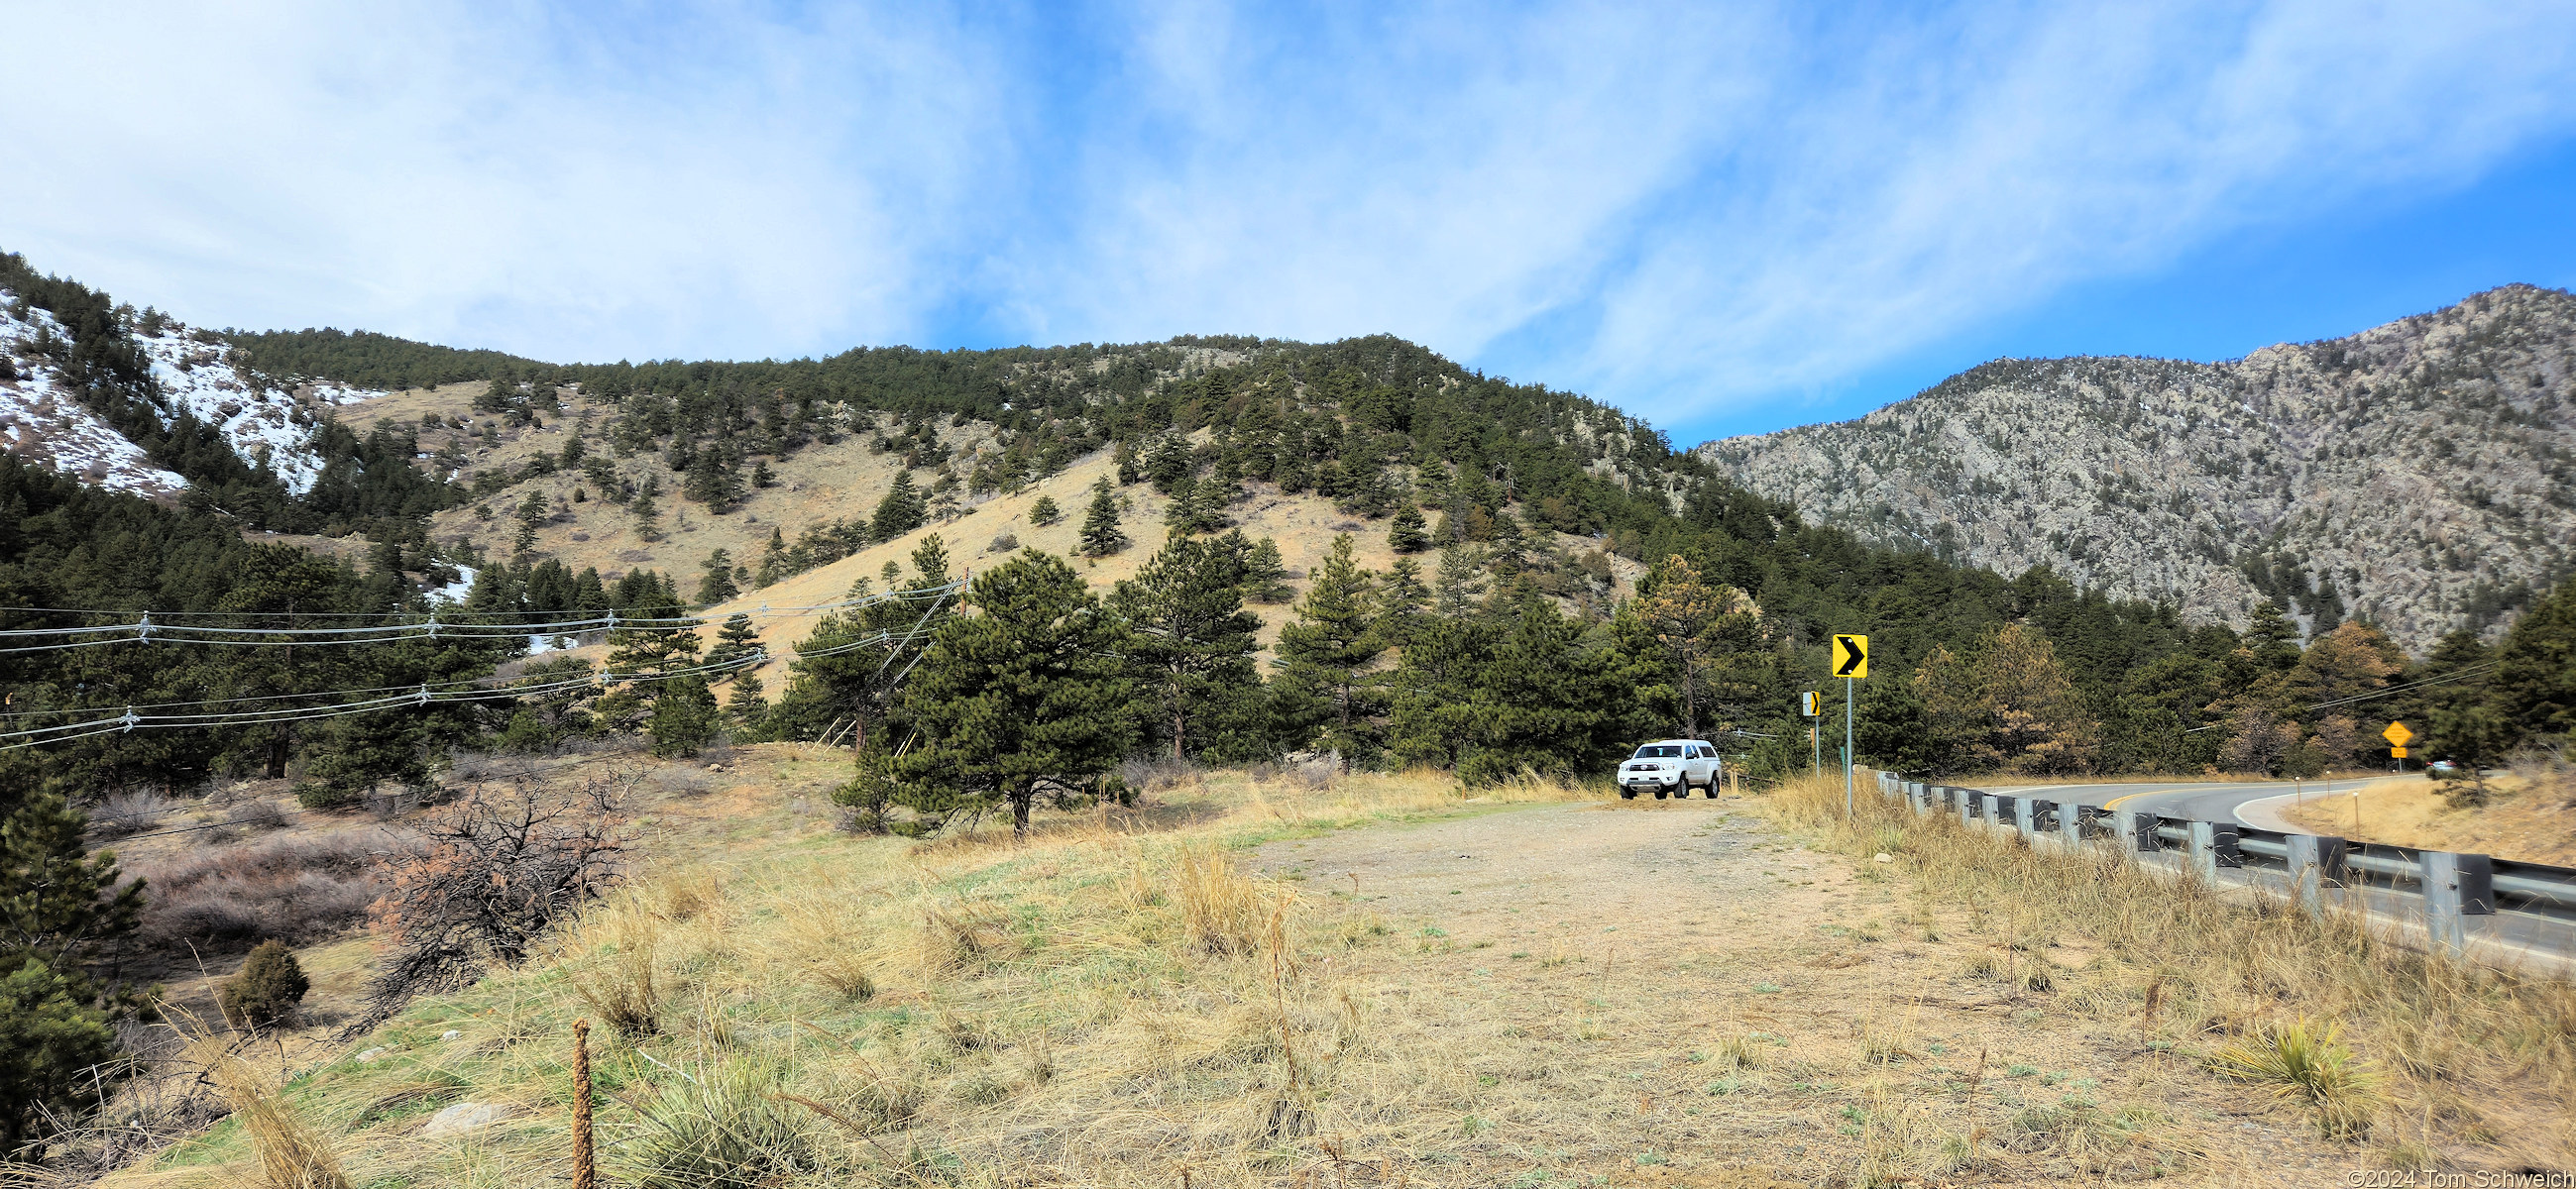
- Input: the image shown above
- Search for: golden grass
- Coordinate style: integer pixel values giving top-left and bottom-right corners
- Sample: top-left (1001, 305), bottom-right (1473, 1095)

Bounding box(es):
top-left (88, 765), bottom-right (1604, 1189)
top-left (2280, 771), bottom-right (2576, 865)
top-left (1764, 771), bottom-right (2576, 1166)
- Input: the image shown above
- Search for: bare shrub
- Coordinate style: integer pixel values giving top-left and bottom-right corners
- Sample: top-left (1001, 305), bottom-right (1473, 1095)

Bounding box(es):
top-left (135, 828), bottom-right (396, 950)
top-left (571, 896), bottom-right (663, 1039)
top-left (354, 768), bottom-right (636, 1033)
top-left (226, 799), bottom-right (290, 831)
top-left (1118, 755), bottom-right (1205, 792)
top-left (89, 790), bottom-right (179, 837)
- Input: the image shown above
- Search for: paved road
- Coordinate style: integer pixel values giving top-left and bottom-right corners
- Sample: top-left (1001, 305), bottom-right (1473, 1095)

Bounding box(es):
top-left (1976, 778), bottom-right (2358, 831)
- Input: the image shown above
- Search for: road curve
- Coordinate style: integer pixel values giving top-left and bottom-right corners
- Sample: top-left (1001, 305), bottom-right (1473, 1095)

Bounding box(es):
top-left (1975, 778), bottom-right (2371, 831)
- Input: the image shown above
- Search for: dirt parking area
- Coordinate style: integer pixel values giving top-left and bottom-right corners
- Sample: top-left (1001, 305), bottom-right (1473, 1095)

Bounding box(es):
top-left (1250, 797), bottom-right (2353, 1186)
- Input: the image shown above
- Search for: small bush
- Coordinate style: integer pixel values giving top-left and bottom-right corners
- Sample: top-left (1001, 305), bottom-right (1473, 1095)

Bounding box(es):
top-left (2207, 1018), bottom-right (2380, 1137)
top-left (618, 1060), bottom-right (818, 1189)
top-left (220, 940), bottom-right (311, 1029)
top-left (1176, 847), bottom-right (1266, 956)
top-left (90, 790), bottom-right (178, 837)
top-left (986, 532), bottom-right (1019, 553)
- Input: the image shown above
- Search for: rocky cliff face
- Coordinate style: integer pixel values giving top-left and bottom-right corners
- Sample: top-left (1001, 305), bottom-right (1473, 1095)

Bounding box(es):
top-left (1696, 284), bottom-right (2576, 651)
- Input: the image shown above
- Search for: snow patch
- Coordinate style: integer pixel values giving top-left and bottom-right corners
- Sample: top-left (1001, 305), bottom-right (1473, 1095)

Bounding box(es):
top-left (0, 302), bottom-right (188, 496)
top-left (425, 566), bottom-right (479, 605)
top-left (132, 322), bottom-right (389, 495)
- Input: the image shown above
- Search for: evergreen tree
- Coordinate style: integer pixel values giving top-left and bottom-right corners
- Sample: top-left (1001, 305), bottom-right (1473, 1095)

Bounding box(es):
top-left (650, 675), bottom-right (721, 757)
top-left (1275, 535), bottom-right (1385, 769)
top-left (724, 672), bottom-right (771, 741)
top-left (1079, 478), bottom-right (1128, 557)
top-left (0, 792), bottom-right (141, 1152)
top-left (630, 481), bottom-right (661, 538)
top-left (1433, 544), bottom-right (1489, 617)
top-left (1376, 557), bottom-right (1431, 648)
top-left (708, 611), bottom-right (762, 675)
top-left (893, 552), bottom-right (1132, 835)
top-left (698, 549), bottom-right (739, 604)
top-left (1241, 536), bottom-right (1292, 603)
top-left (1163, 474), bottom-right (1226, 536)
top-left (512, 487), bottom-right (548, 554)
top-left (1028, 494), bottom-right (1062, 526)
top-left (1113, 534), bottom-right (1265, 759)
top-left (2490, 575), bottom-right (2576, 745)
top-left (755, 526), bottom-right (790, 587)
top-left (683, 446), bottom-right (741, 510)
top-left (872, 471), bottom-right (927, 539)
top-left (1388, 501), bottom-right (1430, 553)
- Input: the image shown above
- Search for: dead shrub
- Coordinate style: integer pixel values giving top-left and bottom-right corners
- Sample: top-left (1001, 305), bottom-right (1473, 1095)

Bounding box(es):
top-left (135, 828), bottom-right (395, 950)
top-left (89, 790), bottom-right (179, 837)
top-left (353, 768), bottom-right (636, 1034)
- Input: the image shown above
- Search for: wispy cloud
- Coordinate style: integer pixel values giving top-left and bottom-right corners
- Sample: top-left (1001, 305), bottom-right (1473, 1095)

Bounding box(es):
top-left (7, 1), bottom-right (2573, 429)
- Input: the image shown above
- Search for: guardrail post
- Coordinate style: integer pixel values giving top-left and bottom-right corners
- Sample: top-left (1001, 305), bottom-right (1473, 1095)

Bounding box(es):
top-left (2284, 834), bottom-right (2349, 919)
top-left (1912, 784), bottom-right (1931, 816)
top-left (2421, 851), bottom-right (2497, 955)
top-left (2016, 798), bottom-right (2046, 843)
top-left (1980, 795), bottom-right (2004, 832)
top-left (1958, 789), bottom-right (1974, 827)
top-left (2123, 811), bottom-right (2161, 854)
top-left (2186, 821), bottom-right (2241, 882)
top-left (2059, 803), bottom-right (2085, 849)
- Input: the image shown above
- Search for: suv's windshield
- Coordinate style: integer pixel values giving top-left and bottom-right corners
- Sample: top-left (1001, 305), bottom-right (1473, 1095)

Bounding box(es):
top-left (1634, 745), bottom-right (1682, 759)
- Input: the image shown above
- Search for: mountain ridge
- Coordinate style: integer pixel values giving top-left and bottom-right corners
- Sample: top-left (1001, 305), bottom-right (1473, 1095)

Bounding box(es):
top-left (1694, 283), bottom-right (2576, 651)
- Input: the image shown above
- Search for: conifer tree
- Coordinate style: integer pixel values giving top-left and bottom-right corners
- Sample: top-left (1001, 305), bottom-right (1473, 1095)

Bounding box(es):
top-left (872, 471), bottom-right (926, 539)
top-left (1242, 536), bottom-right (1292, 603)
top-left (513, 488), bottom-right (548, 554)
top-left (756, 526), bottom-right (788, 587)
top-left (893, 551), bottom-right (1132, 834)
top-left (629, 480), bottom-right (661, 538)
top-left (708, 611), bottom-right (762, 675)
top-left (1028, 494), bottom-right (1062, 526)
top-left (650, 675), bottom-right (721, 757)
top-left (1276, 535), bottom-right (1385, 769)
top-left (1377, 557), bottom-right (1431, 648)
top-left (724, 671), bottom-right (771, 741)
top-left (1433, 544), bottom-right (1489, 617)
top-left (0, 792), bottom-right (140, 1152)
top-left (1163, 474), bottom-right (1226, 536)
top-left (1079, 477), bottom-right (1128, 557)
top-left (1114, 534), bottom-right (1264, 759)
top-left (1388, 501), bottom-right (1430, 553)
top-left (683, 447), bottom-right (741, 510)
top-left (2489, 574), bottom-right (2576, 744)
top-left (697, 549), bottom-right (739, 604)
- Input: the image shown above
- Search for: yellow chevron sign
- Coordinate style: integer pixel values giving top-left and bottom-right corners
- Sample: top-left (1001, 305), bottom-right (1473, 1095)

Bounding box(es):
top-left (1833, 634), bottom-right (1868, 679)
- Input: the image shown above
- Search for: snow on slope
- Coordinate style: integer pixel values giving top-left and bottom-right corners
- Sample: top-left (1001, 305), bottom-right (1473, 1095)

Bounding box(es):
top-left (0, 282), bottom-right (390, 498)
top-left (133, 323), bottom-right (381, 493)
top-left (0, 302), bottom-right (188, 496)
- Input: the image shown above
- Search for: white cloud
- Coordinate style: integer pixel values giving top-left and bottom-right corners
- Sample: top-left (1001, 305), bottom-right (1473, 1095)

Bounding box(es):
top-left (5, 1), bottom-right (2572, 427)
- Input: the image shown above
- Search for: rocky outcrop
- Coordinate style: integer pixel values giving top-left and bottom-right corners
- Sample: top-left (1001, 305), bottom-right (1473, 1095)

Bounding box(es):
top-left (1697, 285), bottom-right (2576, 651)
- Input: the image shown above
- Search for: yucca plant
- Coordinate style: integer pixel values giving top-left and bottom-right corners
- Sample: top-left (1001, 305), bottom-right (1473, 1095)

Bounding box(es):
top-left (2208, 1017), bottom-right (2380, 1138)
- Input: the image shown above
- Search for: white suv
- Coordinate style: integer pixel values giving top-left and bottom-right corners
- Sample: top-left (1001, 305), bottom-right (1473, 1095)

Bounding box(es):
top-left (1619, 739), bottom-right (1720, 800)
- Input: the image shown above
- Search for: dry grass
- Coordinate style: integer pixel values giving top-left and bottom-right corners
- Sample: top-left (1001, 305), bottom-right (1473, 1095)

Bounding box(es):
top-left (1766, 771), bottom-right (2576, 1169)
top-left (2280, 766), bottom-right (2576, 865)
top-left (95, 764), bottom-right (1604, 1188)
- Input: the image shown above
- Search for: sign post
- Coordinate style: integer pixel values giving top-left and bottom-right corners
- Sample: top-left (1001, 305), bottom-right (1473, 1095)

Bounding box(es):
top-left (1801, 692), bottom-right (1821, 773)
top-left (2383, 721), bottom-right (2412, 772)
top-left (1832, 635), bottom-right (1869, 819)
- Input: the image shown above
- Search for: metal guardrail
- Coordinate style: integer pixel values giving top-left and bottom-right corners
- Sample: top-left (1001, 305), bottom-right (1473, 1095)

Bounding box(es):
top-left (1869, 771), bottom-right (2576, 959)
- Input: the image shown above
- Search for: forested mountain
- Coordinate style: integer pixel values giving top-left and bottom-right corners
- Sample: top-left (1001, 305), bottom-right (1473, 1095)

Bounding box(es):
top-left (1697, 284), bottom-right (2576, 652)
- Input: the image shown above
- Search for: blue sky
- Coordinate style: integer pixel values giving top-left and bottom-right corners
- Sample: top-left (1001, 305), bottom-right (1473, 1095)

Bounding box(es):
top-left (7, 2), bottom-right (2574, 445)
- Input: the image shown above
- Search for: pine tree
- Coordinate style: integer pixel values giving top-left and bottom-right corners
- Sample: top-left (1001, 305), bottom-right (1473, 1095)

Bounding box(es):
top-left (893, 552), bottom-right (1132, 834)
top-left (683, 446), bottom-right (741, 510)
top-left (2490, 574), bottom-right (2576, 744)
top-left (1388, 501), bottom-right (1430, 553)
top-left (1163, 474), bottom-right (1225, 536)
top-left (650, 675), bottom-right (721, 757)
top-left (1028, 494), bottom-right (1062, 526)
top-left (1433, 545), bottom-right (1489, 617)
top-left (512, 488), bottom-right (549, 554)
top-left (872, 471), bottom-right (926, 539)
top-left (219, 939), bottom-right (309, 1028)
top-left (1114, 535), bottom-right (1265, 759)
top-left (1377, 557), bottom-right (1431, 648)
top-left (630, 479), bottom-right (661, 538)
top-left (756, 526), bottom-right (788, 587)
top-left (0, 792), bottom-right (140, 1150)
top-left (1079, 478), bottom-right (1128, 557)
top-left (750, 459), bottom-right (775, 488)
top-left (1242, 536), bottom-right (1292, 603)
top-left (708, 611), bottom-right (762, 675)
top-left (697, 549), bottom-right (739, 604)
top-left (724, 672), bottom-right (771, 741)
top-left (1276, 535), bottom-right (1385, 769)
